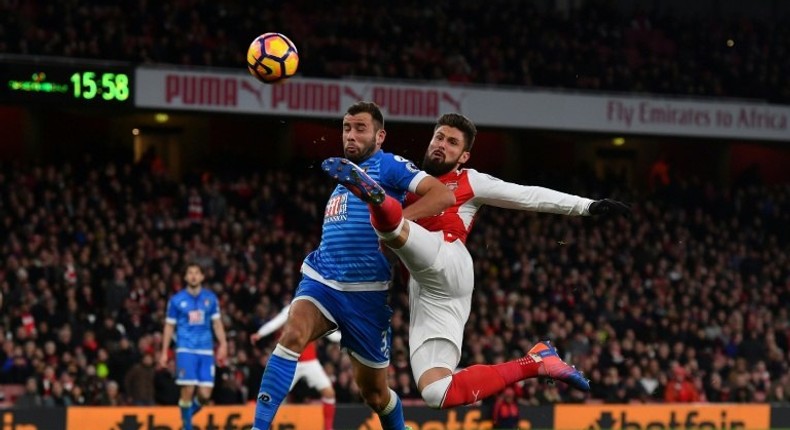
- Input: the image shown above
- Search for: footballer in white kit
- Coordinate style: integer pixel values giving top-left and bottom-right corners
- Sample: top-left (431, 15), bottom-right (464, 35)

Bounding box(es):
top-left (323, 112), bottom-right (630, 410)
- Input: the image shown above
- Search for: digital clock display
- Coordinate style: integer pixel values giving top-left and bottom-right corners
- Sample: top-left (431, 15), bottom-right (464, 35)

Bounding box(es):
top-left (0, 57), bottom-right (134, 107)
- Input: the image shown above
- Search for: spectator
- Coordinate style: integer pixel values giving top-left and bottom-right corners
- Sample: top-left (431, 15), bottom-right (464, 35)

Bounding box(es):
top-left (664, 365), bottom-right (700, 403)
top-left (154, 358), bottom-right (181, 405)
top-left (14, 376), bottom-right (44, 408)
top-left (98, 380), bottom-right (125, 406)
top-left (124, 353), bottom-right (156, 405)
top-left (492, 387), bottom-right (520, 430)
top-left (43, 381), bottom-right (72, 407)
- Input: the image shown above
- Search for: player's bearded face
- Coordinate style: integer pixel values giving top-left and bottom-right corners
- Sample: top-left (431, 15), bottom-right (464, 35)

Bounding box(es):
top-left (422, 149), bottom-right (458, 176)
top-left (422, 127), bottom-right (466, 176)
top-left (342, 114), bottom-right (381, 163)
top-left (344, 135), bottom-right (378, 163)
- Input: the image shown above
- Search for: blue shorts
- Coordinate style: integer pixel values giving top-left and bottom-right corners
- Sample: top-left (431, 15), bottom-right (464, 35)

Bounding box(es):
top-left (295, 275), bottom-right (393, 368)
top-left (175, 352), bottom-right (215, 387)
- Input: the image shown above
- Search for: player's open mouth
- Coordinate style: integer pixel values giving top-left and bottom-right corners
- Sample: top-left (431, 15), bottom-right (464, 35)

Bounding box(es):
top-left (431, 150), bottom-right (444, 159)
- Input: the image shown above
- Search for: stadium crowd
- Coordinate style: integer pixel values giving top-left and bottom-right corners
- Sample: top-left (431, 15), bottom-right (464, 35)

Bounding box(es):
top-left (0, 154), bottom-right (788, 408)
top-left (2, 0), bottom-right (790, 102)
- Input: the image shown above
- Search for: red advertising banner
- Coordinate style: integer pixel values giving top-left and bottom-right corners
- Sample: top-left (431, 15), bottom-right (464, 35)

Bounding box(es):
top-left (555, 404), bottom-right (770, 430)
top-left (66, 404), bottom-right (321, 430)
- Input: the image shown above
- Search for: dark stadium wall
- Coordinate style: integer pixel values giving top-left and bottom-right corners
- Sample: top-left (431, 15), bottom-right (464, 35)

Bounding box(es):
top-left (289, 120), bottom-right (509, 174)
top-left (587, 0), bottom-right (786, 19)
top-left (3, 106), bottom-right (785, 188)
top-left (0, 106), bottom-right (24, 159)
top-left (730, 142), bottom-right (790, 184)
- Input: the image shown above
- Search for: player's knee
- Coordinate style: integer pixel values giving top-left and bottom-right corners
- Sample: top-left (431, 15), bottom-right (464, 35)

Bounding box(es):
top-left (421, 377), bottom-right (452, 409)
top-left (359, 387), bottom-right (389, 411)
top-left (320, 385), bottom-right (335, 399)
top-left (278, 325), bottom-right (310, 351)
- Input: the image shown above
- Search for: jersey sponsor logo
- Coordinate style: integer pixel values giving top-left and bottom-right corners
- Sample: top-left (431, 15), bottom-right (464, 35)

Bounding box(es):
top-left (188, 310), bottom-right (205, 325)
top-left (393, 155), bottom-right (420, 173)
top-left (324, 194), bottom-right (348, 223)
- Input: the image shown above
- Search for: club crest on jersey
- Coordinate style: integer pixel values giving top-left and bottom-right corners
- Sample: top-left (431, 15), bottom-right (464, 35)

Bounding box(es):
top-left (188, 310), bottom-right (205, 325)
top-left (325, 193), bottom-right (348, 223)
top-left (445, 181), bottom-right (459, 191)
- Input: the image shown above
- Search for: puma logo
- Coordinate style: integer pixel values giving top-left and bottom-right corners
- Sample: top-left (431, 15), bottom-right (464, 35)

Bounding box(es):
top-left (344, 86), bottom-right (368, 101)
top-left (442, 92), bottom-right (465, 112)
top-left (240, 80), bottom-right (264, 106)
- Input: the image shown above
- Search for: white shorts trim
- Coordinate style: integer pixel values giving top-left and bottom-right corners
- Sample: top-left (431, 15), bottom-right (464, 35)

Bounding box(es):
top-left (349, 350), bottom-right (389, 369)
top-left (176, 379), bottom-right (215, 387)
top-left (175, 348), bottom-right (214, 355)
top-left (410, 338), bottom-right (461, 383)
top-left (301, 264), bottom-right (389, 292)
top-left (291, 296), bottom-right (339, 330)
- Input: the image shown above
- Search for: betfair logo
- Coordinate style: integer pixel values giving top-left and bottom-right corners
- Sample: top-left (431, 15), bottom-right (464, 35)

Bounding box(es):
top-left (586, 411), bottom-right (746, 430)
top-left (1, 412), bottom-right (37, 430)
top-left (112, 414), bottom-right (248, 430)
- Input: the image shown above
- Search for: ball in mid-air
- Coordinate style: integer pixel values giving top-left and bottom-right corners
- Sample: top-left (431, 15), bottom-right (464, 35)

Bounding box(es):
top-left (246, 33), bottom-right (299, 84)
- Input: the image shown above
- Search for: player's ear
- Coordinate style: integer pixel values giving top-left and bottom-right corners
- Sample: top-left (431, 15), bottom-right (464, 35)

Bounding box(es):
top-left (376, 129), bottom-right (386, 147)
top-left (459, 151), bottom-right (471, 165)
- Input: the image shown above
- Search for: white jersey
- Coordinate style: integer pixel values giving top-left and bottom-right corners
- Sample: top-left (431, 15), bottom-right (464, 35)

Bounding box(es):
top-left (400, 169), bottom-right (594, 379)
top-left (406, 168), bottom-right (593, 243)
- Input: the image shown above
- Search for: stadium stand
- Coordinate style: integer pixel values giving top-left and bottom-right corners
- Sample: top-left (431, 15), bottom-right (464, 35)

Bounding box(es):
top-left (0, 154), bottom-right (788, 406)
top-left (1, 0), bottom-right (790, 101)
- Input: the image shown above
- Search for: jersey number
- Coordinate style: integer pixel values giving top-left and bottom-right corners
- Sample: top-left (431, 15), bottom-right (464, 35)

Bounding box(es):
top-left (380, 330), bottom-right (390, 357)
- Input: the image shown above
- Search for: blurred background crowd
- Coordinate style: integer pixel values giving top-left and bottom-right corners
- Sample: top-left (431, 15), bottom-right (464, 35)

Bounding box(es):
top-left (0, 153), bottom-right (788, 408)
top-left (1, 0), bottom-right (790, 413)
top-left (2, 0), bottom-right (790, 101)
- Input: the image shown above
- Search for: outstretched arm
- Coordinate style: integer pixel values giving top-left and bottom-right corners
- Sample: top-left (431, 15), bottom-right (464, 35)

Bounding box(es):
top-left (251, 305), bottom-right (291, 343)
top-left (470, 170), bottom-right (594, 215)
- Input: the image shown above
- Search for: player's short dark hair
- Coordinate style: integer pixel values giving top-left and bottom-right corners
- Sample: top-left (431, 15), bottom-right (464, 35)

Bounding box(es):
top-left (346, 101), bottom-right (385, 129)
top-left (436, 113), bottom-right (477, 151)
top-left (184, 261), bottom-right (205, 274)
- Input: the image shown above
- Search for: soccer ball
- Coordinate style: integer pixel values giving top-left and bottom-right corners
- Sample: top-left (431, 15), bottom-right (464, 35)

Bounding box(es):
top-left (246, 33), bottom-right (299, 84)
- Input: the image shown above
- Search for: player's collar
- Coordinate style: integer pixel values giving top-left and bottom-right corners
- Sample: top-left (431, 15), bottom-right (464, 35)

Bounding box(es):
top-left (186, 286), bottom-right (202, 296)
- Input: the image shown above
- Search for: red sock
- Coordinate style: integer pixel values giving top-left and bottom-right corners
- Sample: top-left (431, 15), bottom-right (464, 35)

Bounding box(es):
top-left (441, 356), bottom-right (541, 408)
top-left (322, 399), bottom-right (336, 430)
top-left (369, 195), bottom-right (403, 232)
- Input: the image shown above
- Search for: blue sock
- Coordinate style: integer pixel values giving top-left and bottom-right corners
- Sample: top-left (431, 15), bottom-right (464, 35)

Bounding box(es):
top-left (179, 399), bottom-right (193, 430)
top-left (378, 389), bottom-right (405, 430)
top-left (189, 397), bottom-right (203, 417)
top-left (252, 344), bottom-right (299, 430)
